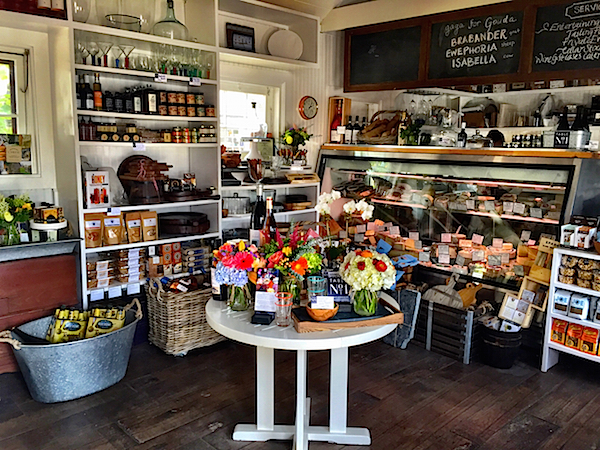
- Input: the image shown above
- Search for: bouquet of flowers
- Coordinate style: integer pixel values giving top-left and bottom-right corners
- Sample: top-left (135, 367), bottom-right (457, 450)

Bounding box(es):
top-left (339, 249), bottom-right (396, 316)
top-left (263, 223), bottom-right (323, 304)
top-left (213, 241), bottom-right (263, 310)
top-left (279, 126), bottom-right (313, 164)
top-left (0, 194), bottom-right (32, 246)
top-left (342, 199), bottom-right (374, 222)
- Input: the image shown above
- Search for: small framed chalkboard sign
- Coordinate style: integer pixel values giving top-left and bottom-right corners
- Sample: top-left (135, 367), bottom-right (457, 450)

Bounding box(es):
top-left (429, 10), bottom-right (524, 80)
top-left (226, 23), bottom-right (255, 53)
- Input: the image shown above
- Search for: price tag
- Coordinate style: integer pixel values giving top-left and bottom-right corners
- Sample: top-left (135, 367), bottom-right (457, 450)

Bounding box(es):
top-left (108, 286), bottom-right (122, 299)
top-left (90, 289), bottom-right (104, 301)
top-left (530, 208), bottom-right (543, 219)
top-left (527, 239), bottom-right (536, 246)
top-left (389, 226), bottom-right (400, 236)
top-left (438, 244), bottom-right (449, 255)
top-left (503, 202), bottom-right (514, 213)
top-left (466, 200), bottom-right (476, 210)
top-left (514, 265), bottom-right (525, 276)
top-left (356, 224), bottom-right (366, 234)
top-left (520, 230), bottom-right (531, 241)
top-left (128, 274), bottom-right (140, 283)
top-left (456, 202), bottom-right (468, 212)
top-left (148, 246), bottom-right (156, 256)
top-left (489, 255), bottom-right (502, 266)
top-left (129, 248), bottom-right (141, 258)
top-left (154, 73), bottom-right (168, 83)
top-left (456, 255), bottom-right (466, 266)
top-left (133, 142), bottom-right (146, 151)
top-left (472, 234), bottom-right (484, 245)
top-left (127, 283), bottom-right (141, 295)
top-left (493, 238), bottom-right (503, 249)
top-left (354, 233), bottom-right (364, 243)
top-left (441, 233), bottom-right (452, 243)
top-left (384, 222), bottom-right (393, 230)
top-left (339, 230), bottom-right (347, 239)
top-left (189, 77), bottom-right (202, 86)
top-left (419, 252), bottom-right (430, 262)
top-left (472, 271), bottom-right (484, 279)
top-left (367, 222), bottom-right (377, 231)
top-left (20, 232), bottom-right (29, 242)
top-left (439, 254), bottom-right (451, 264)
top-left (414, 240), bottom-right (423, 250)
top-left (107, 207), bottom-right (121, 216)
top-left (513, 203), bottom-right (526, 214)
top-left (448, 202), bottom-right (458, 211)
top-left (313, 295), bottom-right (335, 310)
top-left (472, 250), bottom-right (485, 262)
top-left (409, 232), bottom-right (420, 241)
top-left (501, 252), bottom-right (510, 264)
top-left (152, 256), bottom-right (161, 264)
top-left (459, 239), bottom-right (472, 248)
top-left (484, 201), bottom-right (496, 211)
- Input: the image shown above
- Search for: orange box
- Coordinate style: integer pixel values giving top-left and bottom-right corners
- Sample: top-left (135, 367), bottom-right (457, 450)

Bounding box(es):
top-left (565, 324), bottom-right (584, 349)
top-left (172, 242), bottom-right (181, 252)
top-left (173, 251), bottom-right (182, 263)
top-left (162, 252), bottom-right (172, 264)
top-left (580, 327), bottom-right (600, 355)
top-left (161, 244), bottom-right (172, 255)
top-left (551, 319), bottom-right (568, 344)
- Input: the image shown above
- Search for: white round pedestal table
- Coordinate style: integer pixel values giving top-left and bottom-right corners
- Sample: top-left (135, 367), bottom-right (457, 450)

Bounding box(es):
top-left (205, 298), bottom-right (398, 450)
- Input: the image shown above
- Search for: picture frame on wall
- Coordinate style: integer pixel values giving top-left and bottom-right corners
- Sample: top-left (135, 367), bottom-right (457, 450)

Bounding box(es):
top-left (226, 23), bottom-right (255, 53)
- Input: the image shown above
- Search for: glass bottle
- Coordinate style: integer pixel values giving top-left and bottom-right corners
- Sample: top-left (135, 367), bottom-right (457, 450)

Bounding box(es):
top-left (344, 116), bottom-right (353, 144)
top-left (557, 107), bottom-right (570, 130)
top-left (260, 196), bottom-right (277, 246)
top-left (330, 100), bottom-right (342, 143)
top-left (93, 73), bottom-right (102, 111)
top-left (250, 184), bottom-right (266, 246)
top-left (152, 0), bottom-right (189, 41)
top-left (571, 106), bottom-right (589, 131)
top-left (457, 123), bottom-right (467, 148)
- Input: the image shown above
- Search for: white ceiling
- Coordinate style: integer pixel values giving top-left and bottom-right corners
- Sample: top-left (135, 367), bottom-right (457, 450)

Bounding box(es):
top-left (255, 0), bottom-right (344, 18)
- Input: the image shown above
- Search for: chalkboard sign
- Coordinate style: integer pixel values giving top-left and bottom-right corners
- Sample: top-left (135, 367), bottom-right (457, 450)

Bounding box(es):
top-left (429, 11), bottom-right (523, 80)
top-left (533, 1), bottom-right (600, 72)
top-left (348, 26), bottom-right (421, 86)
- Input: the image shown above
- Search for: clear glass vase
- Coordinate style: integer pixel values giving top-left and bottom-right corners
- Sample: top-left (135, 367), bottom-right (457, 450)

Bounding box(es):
top-left (228, 284), bottom-right (251, 311)
top-left (281, 275), bottom-right (303, 306)
top-left (2, 223), bottom-right (21, 246)
top-left (152, 0), bottom-right (189, 40)
top-left (72, 0), bottom-right (91, 23)
top-left (352, 289), bottom-right (379, 316)
top-left (96, 0), bottom-right (155, 33)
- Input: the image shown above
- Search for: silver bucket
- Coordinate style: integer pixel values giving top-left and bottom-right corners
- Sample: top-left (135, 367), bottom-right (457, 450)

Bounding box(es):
top-left (0, 299), bottom-right (142, 403)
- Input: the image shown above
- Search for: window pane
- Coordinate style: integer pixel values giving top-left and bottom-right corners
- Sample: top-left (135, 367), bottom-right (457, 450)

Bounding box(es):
top-left (219, 90), bottom-right (267, 152)
top-left (0, 63), bottom-right (13, 115)
top-left (0, 117), bottom-right (13, 134)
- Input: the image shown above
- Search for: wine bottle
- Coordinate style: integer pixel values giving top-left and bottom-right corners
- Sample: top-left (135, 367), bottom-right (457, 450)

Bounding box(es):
top-left (133, 87), bottom-right (143, 114)
top-left (104, 91), bottom-right (114, 112)
top-left (93, 73), bottom-right (102, 111)
top-left (211, 238), bottom-right (222, 301)
top-left (571, 106), bottom-right (589, 131)
top-left (533, 109), bottom-right (542, 127)
top-left (250, 184), bottom-right (266, 246)
top-left (330, 100), bottom-right (342, 143)
top-left (83, 75), bottom-right (94, 110)
top-left (124, 88), bottom-right (134, 114)
top-left (361, 117), bottom-right (367, 131)
top-left (457, 122), bottom-right (468, 148)
top-left (76, 76), bottom-right (82, 110)
top-left (261, 196), bottom-right (277, 246)
top-left (344, 116), bottom-right (353, 144)
top-left (352, 115), bottom-right (360, 143)
top-left (557, 107), bottom-right (570, 130)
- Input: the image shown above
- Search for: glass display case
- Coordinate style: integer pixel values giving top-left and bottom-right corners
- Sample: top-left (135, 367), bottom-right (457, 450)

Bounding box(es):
top-left (317, 146), bottom-right (600, 290)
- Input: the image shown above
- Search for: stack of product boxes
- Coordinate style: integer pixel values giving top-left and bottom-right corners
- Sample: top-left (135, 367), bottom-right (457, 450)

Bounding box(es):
top-left (552, 288), bottom-right (600, 355)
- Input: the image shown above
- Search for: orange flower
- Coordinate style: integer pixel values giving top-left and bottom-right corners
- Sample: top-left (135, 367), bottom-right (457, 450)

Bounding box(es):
top-left (361, 250), bottom-right (373, 258)
top-left (354, 250), bottom-right (362, 257)
top-left (291, 256), bottom-right (308, 276)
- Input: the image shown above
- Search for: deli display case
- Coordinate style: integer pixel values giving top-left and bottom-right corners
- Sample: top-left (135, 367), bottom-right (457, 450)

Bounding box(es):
top-left (317, 145), bottom-right (600, 291)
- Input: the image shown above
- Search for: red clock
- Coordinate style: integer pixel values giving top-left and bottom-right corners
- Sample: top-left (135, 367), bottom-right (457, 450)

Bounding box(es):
top-left (298, 96), bottom-right (318, 120)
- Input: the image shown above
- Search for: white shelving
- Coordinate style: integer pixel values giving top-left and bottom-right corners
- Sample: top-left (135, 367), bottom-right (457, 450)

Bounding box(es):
top-left (78, 141), bottom-right (217, 148)
top-left (222, 208), bottom-right (316, 223)
top-left (74, 64), bottom-right (218, 85)
top-left (77, 110), bottom-right (218, 122)
top-left (84, 199), bottom-right (220, 214)
top-left (221, 182), bottom-right (320, 191)
top-left (84, 232), bottom-right (220, 254)
top-left (542, 247), bottom-right (600, 372)
top-left (218, 48), bottom-right (318, 71)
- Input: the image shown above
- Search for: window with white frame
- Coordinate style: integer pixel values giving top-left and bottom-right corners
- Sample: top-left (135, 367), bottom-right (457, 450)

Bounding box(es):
top-left (0, 52), bottom-right (27, 134)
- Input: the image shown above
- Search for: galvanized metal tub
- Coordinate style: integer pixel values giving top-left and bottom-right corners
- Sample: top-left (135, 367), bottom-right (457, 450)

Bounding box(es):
top-left (0, 300), bottom-right (142, 403)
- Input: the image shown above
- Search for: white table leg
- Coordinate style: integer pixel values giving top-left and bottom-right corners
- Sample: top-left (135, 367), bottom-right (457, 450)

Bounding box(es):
top-left (257, 346), bottom-right (274, 430)
top-left (330, 347), bottom-right (348, 434)
top-left (294, 349), bottom-right (309, 450)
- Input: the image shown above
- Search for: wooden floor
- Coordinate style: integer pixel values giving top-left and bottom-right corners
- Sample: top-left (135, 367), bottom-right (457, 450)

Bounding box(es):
top-left (1, 339), bottom-right (600, 450)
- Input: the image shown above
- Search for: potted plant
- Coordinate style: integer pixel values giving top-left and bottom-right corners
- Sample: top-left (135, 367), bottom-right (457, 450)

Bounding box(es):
top-left (0, 194), bottom-right (32, 246)
top-left (279, 126), bottom-right (312, 165)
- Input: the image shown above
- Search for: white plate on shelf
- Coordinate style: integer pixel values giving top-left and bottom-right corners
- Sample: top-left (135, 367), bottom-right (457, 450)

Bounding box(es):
top-left (268, 30), bottom-right (303, 60)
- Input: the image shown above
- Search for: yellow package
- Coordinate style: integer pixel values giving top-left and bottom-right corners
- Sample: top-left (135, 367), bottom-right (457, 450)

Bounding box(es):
top-left (47, 309), bottom-right (87, 343)
top-left (85, 309), bottom-right (125, 339)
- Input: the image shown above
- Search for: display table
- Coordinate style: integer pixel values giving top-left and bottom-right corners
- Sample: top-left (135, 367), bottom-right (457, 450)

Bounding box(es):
top-left (205, 298), bottom-right (398, 449)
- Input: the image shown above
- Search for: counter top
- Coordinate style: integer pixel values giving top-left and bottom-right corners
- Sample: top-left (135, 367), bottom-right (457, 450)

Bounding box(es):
top-left (321, 144), bottom-right (599, 159)
top-left (0, 239), bottom-right (80, 263)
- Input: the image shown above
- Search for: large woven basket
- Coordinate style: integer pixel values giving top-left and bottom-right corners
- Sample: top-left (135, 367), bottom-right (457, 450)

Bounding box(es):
top-left (146, 281), bottom-right (225, 356)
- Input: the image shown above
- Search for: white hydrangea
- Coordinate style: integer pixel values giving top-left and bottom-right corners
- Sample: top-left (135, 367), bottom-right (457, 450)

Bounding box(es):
top-left (316, 190), bottom-right (341, 217)
top-left (343, 201), bottom-right (357, 214)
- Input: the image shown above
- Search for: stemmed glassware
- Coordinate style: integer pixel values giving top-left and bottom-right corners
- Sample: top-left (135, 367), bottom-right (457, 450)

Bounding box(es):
top-left (111, 46), bottom-right (122, 69)
top-left (87, 41), bottom-right (100, 66)
top-left (98, 42), bottom-right (113, 68)
top-left (119, 45), bottom-right (135, 70)
top-left (76, 41), bottom-right (90, 65)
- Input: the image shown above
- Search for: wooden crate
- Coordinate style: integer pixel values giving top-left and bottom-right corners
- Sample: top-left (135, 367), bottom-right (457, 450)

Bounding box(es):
top-left (413, 300), bottom-right (481, 364)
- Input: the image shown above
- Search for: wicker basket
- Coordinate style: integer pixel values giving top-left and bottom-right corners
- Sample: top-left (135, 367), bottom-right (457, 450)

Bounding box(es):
top-left (357, 110), bottom-right (402, 145)
top-left (147, 282), bottom-right (225, 356)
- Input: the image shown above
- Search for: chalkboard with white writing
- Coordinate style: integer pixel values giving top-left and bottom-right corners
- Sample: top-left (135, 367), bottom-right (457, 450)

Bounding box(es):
top-left (533, 1), bottom-right (600, 72)
top-left (429, 11), bottom-right (523, 80)
top-left (348, 26), bottom-right (421, 86)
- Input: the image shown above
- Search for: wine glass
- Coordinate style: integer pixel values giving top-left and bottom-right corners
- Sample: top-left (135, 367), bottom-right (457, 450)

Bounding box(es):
top-left (76, 41), bottom-right (90, 65)
top-left (119, 44), bottom-right (135, 70)
top-left (87, 41), bottom-right (99, 66)
top-left (111, 46), bottom-right (122, 68)
top-left (137, 54), bottom-right (150, 72)
top-left (156, 44), bottom-right (170, 74)
top-left (97, 42), bottom-right (113, 68)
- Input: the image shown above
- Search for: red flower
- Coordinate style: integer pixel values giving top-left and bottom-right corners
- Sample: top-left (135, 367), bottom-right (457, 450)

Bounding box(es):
top-left (221, 254), bottom-right (234, 268)
top-left (268, 251), bottom-right (285, 268)
top-left (233, 251), bottom-right (254, 271)
top-left (291, 257), bottom-right (308, 276)
top-left (374, 260), bottom-right (387, 272)
top-left (345, 262), bottom-right (350, 270)
top-left (357, 261), bottom-right (366, 271)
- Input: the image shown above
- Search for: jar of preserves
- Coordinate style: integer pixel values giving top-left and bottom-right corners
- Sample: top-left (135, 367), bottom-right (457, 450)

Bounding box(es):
top-left (167, 92), bottom-right (178, 104)
top-left (176, 92), bottom-right (186, 104)
top-left (186, 93), bottom-right (196, 105)
top-left (178, 105), bottom-right (187, 116)
top-left (196, 105), bottom-right (206, 117)
top-left (195, 93), bottom-right (204, 105)
top-left (187, 106), bottom-right (196, 117)
top-left (158, 104), bottom-right (168, 116)
top-left (168, 104), bottom-right (178, 116)
top-left (206, 105), bottom-right (216, 117)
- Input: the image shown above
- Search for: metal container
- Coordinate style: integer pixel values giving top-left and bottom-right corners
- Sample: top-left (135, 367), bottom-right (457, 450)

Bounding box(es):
top-left (543, 130), bottom-right (591, 150)
top-left (0, 301), bottom-right (141, 403)
top-left (223, 193), bottom-right (250, 215)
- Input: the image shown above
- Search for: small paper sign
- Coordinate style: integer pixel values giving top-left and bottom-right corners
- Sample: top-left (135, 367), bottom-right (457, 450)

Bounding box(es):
top-left (456, 255), bottom-right (466, 266)
top-left (189, 77), bottom-right (202, 86)
top-left (127, 283), bottom-right (141, 295)
top-left (520, 230), bottom-right (531, 241)
top-left (414, 240), bottom-right (423, 250)
top-left (129, 248), bottom-right (141, 258)
top-left (419, 252), bottom-right (431, 262)
top-left (107, 207), bottom-right (121, 216)
top-left (527, 239), bottom-right (536, 246)
top-left (503, 202), bottom-right (514, 213)
top-left (472, 250), bottom-right (485, 261)
top-left (472, 271), bottom-right (484, 279)
top-left (152, 256), bottom-right (161, 264)
top-left (6, 146), bottom-right (22, 163)
top-left (133, 142), bottom-right (146, 151)
top-left (90, 289), bottom-right (104, 301)
top-left (255, 291), bottom-right (277, 313)
top-left (389, 226), bottom-right (400, 236)
top-left (456, 202), bottom-right (468, 212)
top-left (339, 230), bottom-right (347, 239)
top-left (513, 203), bottom-right (526, 214)
top-left (488, 255), bottom-right (502, 266)
top-left (148, 246), bottom-right (156, 256)
top-left (367, 222), bottom-right (377, 231)
top-left (514, 265), bottom-right (525, 276)
top-left (354, 233), bottom-right (364, 243)
top-left (128, 274), bottom-right (139, 283)
top-left (530, 208), bottom-right (543, 219)
top-left (484, 201), bottom-right (496, 211)
top-left (312, 295), bottom-right (335, 310)
top-left (439, 254), bottom-right (450, 264)
top-left (154, 73), bottom-right (168, 83)
top-left (409, 232), bottom-right (420, 241)
top-left (441, 233), bottom-right (452, 243)
top-left (108, 286), bottom-right (122, 299)
top-left (492, 238), bottom-right (503, 249)
top-left (501, 253), bottom-right (510, 264)
top-left (466, 200), bottom-right (476, 210)
top-left (384, 222), bottom-right (393, 230)
top-left (356, 224), bottom-right (367, 233)
top-left (459, 239), bottom-right (472, 248)
top-left (472, 234), bottom-right (484, 245)
top-left (438, 244), bottom-right (449, 255)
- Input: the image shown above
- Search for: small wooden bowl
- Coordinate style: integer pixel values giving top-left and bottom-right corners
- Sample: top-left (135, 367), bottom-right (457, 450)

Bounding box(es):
top-left (306, 304), bottom-right (339, 322)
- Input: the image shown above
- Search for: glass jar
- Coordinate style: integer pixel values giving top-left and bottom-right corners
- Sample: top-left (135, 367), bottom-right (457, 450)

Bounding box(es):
top-left (228, 284), bottom-right (251, 311)
top-left (96, 0), bottom-right (155, 32)
top-left (352, 289), bottom-right (378, 316)
top-left (152, 0), bottom-right (189, 40)
top-left (281, 274), bottom-right (303, 306)
top-left (72, 0), bottom-right (90, 22)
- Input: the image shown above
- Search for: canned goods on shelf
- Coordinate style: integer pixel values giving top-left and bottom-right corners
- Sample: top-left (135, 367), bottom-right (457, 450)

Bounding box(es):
top-left (187, 106), bottom-right (196, 117)
top-left (186, 93), bottom-right (196, 105)
top-left (176, 93), bottom-right (186, 104)
top-left (206, 105), bottom-right (215, 117)
top-left (168, 105), bottom-right (178, 116)
top-left (178, 106), bottom-right (187, 116)
top-left (195, 93), bottom-right (204, 105)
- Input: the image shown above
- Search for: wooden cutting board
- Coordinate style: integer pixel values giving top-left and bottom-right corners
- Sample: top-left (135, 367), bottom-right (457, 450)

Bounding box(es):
top-left (292, 309), bottom-right (403, 333)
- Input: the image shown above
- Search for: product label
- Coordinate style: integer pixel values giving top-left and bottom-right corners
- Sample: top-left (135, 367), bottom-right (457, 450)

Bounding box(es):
top-left (143, 218), bottom-right (157, 227)
top-left (345, 129), bottom-right (352, 143)
top-left (148, 93), bottom-right (157, 113)
top-left (211, 268), bottom-right (220, 295)
top-left (85, 220), bottom-right (101, 229)
top-left (104, 218), bottom-right (121, 227)
top-left (466, 200), bottom-right (476, 210)
top-left (127, 219), bottom-right (141, 228)
top-left (503, 202), bottom-right (514, 213)
top-left (134, 97), bottom-right (142, 113)
top-left (94, 91), bottom-right (102, 108)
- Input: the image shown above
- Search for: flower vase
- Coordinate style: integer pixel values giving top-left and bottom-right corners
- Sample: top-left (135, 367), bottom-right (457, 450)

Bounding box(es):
top-left (228, 284), bottom-right (252, 311)
top-left (3, 223), bottom-right (20, 246)
top-left (281, 275), bottom-right (302, 306)
top-left (352, 289), bottom-right (379, 316)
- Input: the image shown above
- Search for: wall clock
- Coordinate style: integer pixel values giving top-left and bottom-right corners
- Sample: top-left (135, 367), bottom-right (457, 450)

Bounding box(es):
top-left (298, 96), bottom-right (318, 120)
